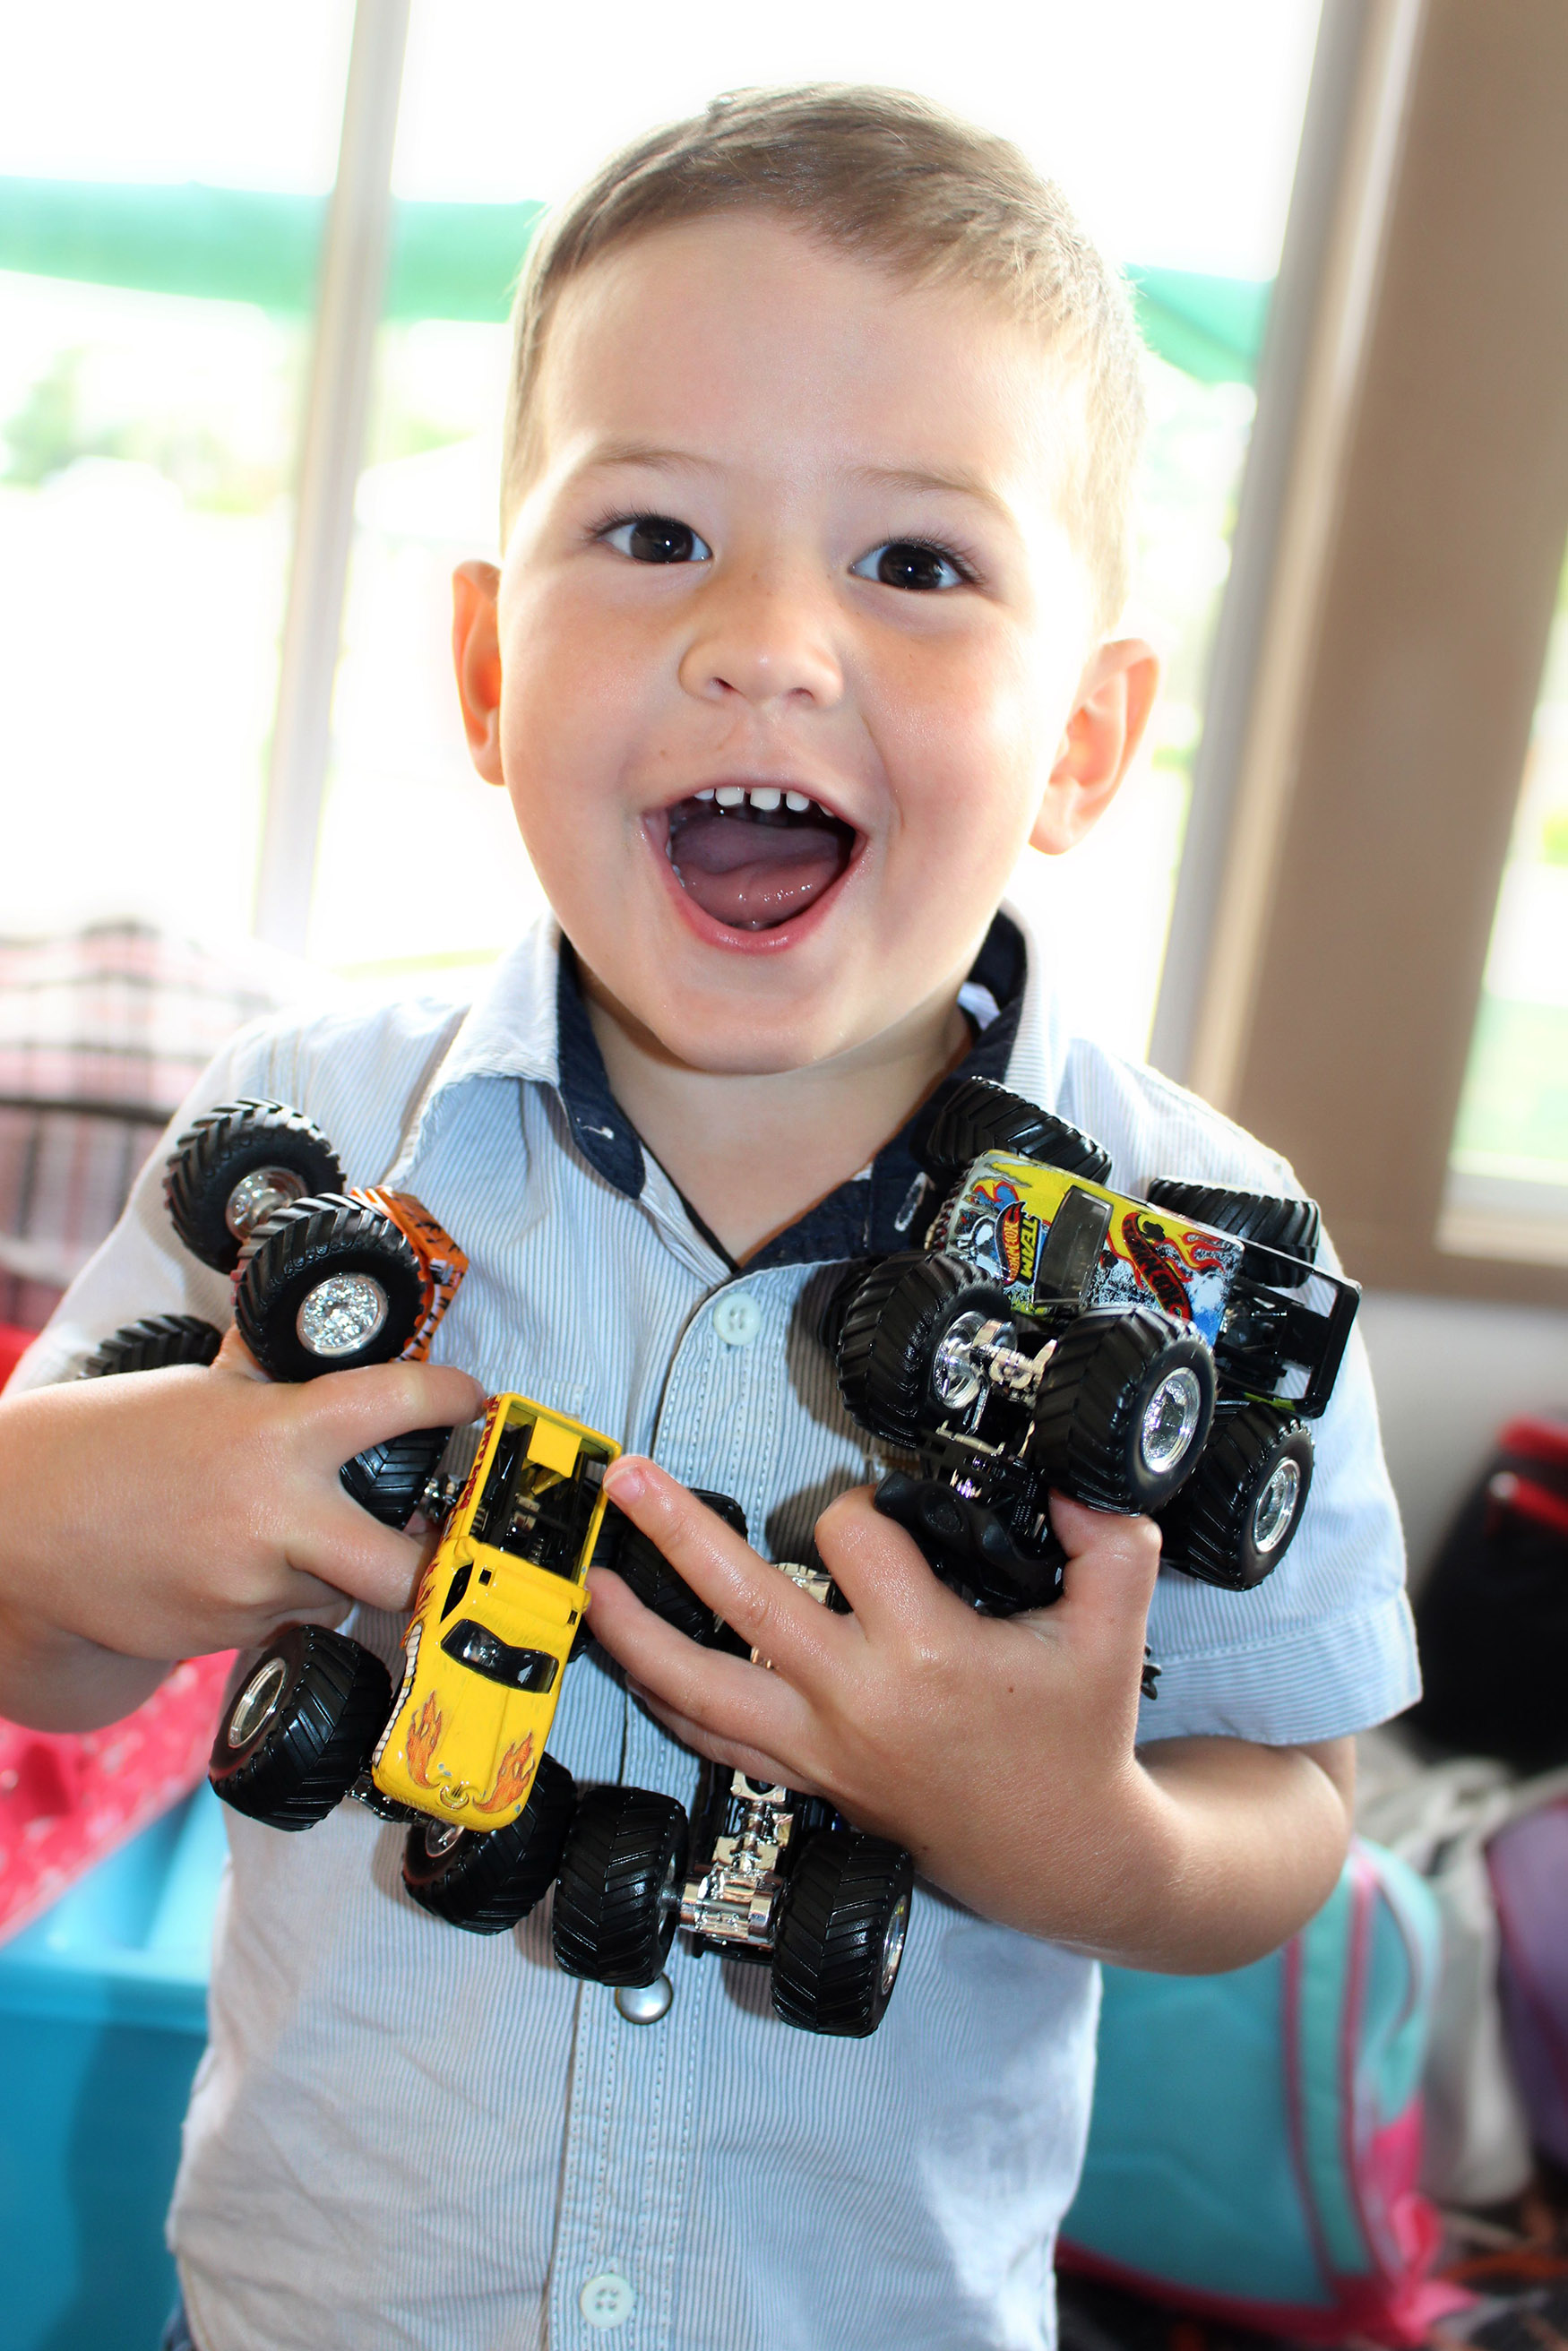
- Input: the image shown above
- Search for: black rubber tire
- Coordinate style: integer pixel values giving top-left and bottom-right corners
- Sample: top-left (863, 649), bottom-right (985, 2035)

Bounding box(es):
top-left (837, 1252), bottom-right (1012, 1448)
top-left (920, 1079), bottom-right (1112, 1186)
top-left (81, 1314), bottom-right (222, 1377)
top-left (209, 1625), bottom-right (392, 1830)
top-left (551, 1785), bottom-right (689, 1986)
top-left (236, 1196), bottom-right (425, 1382)
top-left (1030, 1307), bottom-right (1217, 1512)
top-left (401, 1752), bottom-right (576, 1933)
top-left (597, 1489), bottom-right (747, 1645)
top-left (1158, 1405), bottom-right (1314, 1589)
top-left (340, 1425), bottom-right (454, 1529)
top-left (771, 1829), bottom-right (914, 2037)
top-left (164, 1099), bottom-right (343, 1274)
top-left (1144, 1178), bottom-right (1322, 1289)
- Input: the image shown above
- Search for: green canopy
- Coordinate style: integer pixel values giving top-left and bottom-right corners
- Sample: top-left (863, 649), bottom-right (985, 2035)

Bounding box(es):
top-left (0, 177), bottom-right (1265, 387)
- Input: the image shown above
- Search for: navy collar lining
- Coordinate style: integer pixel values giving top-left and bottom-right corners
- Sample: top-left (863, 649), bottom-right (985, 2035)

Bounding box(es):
top-left (553, 910), bottom-right (1028, 1267)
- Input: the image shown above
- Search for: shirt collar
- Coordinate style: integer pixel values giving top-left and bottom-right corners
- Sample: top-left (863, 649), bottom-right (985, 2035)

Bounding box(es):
top-left (402, 905), bottom-right (1034, 1263)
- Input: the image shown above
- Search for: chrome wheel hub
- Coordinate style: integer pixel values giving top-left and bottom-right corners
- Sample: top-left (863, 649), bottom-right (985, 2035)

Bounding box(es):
top-left (297, 1272), bottom-right (388, 1357)
top-left (932, 1311), bottom-right (1014, 1410)
top-left (879, 1891), bottom-right (911, 1996)
top-left (226, 1166), bottom-right (306, 1241)
top-left (1252, 1457), bottom-right (1303, 1554)
top-left (228, 1657), bottom-right (287, 1748)
top-left (1139, 1367), bottom-right (1204, 1475)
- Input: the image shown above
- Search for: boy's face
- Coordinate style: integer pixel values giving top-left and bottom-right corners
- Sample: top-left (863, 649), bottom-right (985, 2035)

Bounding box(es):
top-left (456, 215), bottom-right (1153, 1077)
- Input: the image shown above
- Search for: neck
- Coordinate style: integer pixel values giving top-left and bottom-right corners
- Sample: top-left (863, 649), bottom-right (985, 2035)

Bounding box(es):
top-left (580, 976), bottom-right (973, 1262)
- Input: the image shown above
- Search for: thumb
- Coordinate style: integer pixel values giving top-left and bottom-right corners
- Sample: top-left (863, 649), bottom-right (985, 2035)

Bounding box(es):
top-left (1048, 1492), bottom-right (1162, 1647)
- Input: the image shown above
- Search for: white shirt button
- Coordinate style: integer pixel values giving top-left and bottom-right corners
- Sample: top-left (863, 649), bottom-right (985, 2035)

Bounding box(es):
top-left (711, 1289), bottom-right (762, 1347)
top-left (579, 2271), bottom-right (636, 2329)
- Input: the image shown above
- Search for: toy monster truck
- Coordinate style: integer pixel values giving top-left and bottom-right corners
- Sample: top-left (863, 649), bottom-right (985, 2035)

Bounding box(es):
top-left (83, 1095), bottom-right (470, 1524)
top-left (828, 1077), bottom-right (1360, 1611)
top-left (552, 1543), bottom-right (914, 2038)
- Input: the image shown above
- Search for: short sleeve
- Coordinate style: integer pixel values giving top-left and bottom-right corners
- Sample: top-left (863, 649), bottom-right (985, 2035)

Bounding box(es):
top-left (1135, 1286), bottom-right (1419, 1747)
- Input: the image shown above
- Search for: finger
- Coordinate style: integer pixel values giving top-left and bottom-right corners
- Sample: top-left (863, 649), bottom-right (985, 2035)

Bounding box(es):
top-left (293, 1360), bottom-right (487, 1474)
top-left (627, 1686), bottom-right (823, 1796)
top-left (1048, 1493), bottom-right (1162, 1643)
top-left (812, 1485), bottom-right (977, 1640)
top-left (599, 1459), bottom-right (841, 1679)
top-left (586, 1563), bottom-right (808, 1755)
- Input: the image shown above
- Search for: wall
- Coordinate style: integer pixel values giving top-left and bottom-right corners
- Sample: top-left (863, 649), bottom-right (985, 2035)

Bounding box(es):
top-left (1359, 1289), bottom-right (1568, 1589)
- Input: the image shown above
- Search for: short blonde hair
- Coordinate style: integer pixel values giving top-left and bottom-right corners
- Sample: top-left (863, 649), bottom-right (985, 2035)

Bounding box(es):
top-left (501, 84), bottom-right (1145, 631)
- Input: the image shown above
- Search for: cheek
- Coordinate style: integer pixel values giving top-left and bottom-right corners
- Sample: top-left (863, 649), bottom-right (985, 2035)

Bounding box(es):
top-left (495, 589), bottom-right (650, 831)
top-left (882, 634), bottom-right (1045, 850)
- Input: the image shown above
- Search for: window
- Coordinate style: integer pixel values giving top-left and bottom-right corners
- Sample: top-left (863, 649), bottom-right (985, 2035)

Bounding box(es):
top-left (0, 3), bottom-right (353, 945)
top-left (1441, 545), bottom-right (1568, 1267)
top-left (4, 0), bottom-right (1323, 1066)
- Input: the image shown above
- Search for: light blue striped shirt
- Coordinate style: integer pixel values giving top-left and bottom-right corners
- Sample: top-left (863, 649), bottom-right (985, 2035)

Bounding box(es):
top-left (17, 907), bottom-right (1418, 2351)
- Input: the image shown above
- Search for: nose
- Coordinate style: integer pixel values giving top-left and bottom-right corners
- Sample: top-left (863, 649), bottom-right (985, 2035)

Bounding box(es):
top-left (677, 560), bottom-right (844, 711)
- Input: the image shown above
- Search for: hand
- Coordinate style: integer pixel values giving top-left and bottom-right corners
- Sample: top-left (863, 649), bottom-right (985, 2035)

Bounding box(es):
top-left (587, 1459), bottom-right (1166, 1949)
top-left (588, 1460), bottom-right (1357, 1968)
top-left (0, 1329), bottom-right (484, 1727)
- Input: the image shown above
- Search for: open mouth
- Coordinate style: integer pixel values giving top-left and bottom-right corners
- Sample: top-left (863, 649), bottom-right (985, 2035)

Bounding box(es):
top-left (661, 787), bottom-right (860, 933)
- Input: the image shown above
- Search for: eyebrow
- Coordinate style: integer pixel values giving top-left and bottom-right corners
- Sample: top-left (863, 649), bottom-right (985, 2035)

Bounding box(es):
top-left (849, 463), bottom-right (1014, 522)
top-left (574, 439), bottom-right (719, 475)
top-left (568, 443), bottom-right (1020, 531)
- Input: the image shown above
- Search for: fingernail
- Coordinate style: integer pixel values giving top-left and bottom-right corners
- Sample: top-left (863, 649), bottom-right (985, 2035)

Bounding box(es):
top-left (603, 1457), bottom-right (647, 1503)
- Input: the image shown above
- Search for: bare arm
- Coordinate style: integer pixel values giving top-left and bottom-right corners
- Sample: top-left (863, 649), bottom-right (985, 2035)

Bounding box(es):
top-left (586, 1462), bottom-right (1354, 1973)
top-left (0, 1334), bottom-right (484, 1732)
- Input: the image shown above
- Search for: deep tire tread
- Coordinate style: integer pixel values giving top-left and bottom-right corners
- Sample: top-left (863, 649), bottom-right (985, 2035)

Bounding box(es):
top-left (1030, 1306), bottom-right (1215, 1512)
top-left (236, 1196), bottom-right (425, 1382)
top-left (164, 1098), bottom-right (343, 1273)
top-left (1145, 1179), bottom-right (1321, 1287)
top-left (921, 1079), bottom-right (1112, 1186)
top-left (837, 1252), bottom-right (1009, 1449)
top-left (771, 1830), bottom-right (913, 2037)
top-left (82, 1314), bottom-right (222, 1377)
top-left (401, 1752), bottom-right (575, 1933)
top-left (210, 1626), bottom-right (391, 1830)
top-left (1158, 1403), bottom-right (1314, 1589)
top-left (340, 1425), bottom-right (454, 1529)
top-left (552, 1786), bottom-right (688, 1985)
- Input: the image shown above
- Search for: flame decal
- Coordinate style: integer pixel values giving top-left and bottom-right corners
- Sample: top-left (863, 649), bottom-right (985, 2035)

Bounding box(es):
top-left (471, 1733), bottom-right (537, 1818)
top-left (404, 1691), bottom-right (444, 1788)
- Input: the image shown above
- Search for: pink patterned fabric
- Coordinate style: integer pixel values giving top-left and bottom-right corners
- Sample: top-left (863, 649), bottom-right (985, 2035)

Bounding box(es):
top-left (0, 1650), bottom-right (235, 1941)
top-left (0, 1316), bottom-right (236, 1942)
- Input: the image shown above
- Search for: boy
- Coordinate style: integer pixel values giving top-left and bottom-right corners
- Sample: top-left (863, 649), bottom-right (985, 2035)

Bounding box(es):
top-left (0, 87), bottom-right (1416, 2351)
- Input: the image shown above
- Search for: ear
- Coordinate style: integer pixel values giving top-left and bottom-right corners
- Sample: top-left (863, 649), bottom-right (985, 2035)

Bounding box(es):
top-left (1030, 638), bottom-right (1159, 855)
top-left (452, 559), bottom-right (504, 785)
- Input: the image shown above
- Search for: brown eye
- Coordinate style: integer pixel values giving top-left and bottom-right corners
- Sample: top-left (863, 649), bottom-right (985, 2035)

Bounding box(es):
top-left (603, 515), bottom-right (711, 564)
top-left (851, 540), bottom-right (967, 591)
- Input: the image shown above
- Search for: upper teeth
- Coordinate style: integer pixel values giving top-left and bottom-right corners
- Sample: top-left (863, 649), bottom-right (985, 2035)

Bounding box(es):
top-left (702, 786), bottom-right (823, 815)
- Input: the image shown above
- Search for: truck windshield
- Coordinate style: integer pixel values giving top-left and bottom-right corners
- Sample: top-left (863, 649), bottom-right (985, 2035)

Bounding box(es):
top-left (470, 1421), bottom-right (598, 1579)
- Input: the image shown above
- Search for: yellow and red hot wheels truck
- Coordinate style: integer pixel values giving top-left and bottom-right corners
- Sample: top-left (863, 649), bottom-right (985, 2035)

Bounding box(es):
top-left (211, 1391), bottom-right (620, 1934)
top-left (831, 1077), bottom-right (1361, 1611)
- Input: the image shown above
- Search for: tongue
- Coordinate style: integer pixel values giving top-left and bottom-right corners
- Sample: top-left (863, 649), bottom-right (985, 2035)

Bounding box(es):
top-left (669, 809), bottom-right (848, 931)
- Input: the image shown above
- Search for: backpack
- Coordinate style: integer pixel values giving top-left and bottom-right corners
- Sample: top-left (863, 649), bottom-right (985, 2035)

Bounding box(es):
top-left (1410, 1413), bottom-right (1568, 1772)
top-left (1488, 1796), bottom-right (1568, 2170)
top-left (1060, 1839), bottom-right (1467, 2347)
